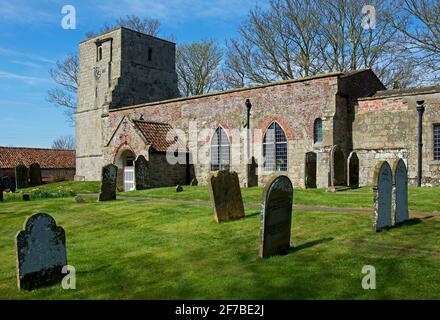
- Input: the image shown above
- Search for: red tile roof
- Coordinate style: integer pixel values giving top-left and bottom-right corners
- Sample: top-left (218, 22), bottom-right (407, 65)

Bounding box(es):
top-left (133, 120), bottom-right (187, 152)
top-left (0, 147), bottom-right (76, 169)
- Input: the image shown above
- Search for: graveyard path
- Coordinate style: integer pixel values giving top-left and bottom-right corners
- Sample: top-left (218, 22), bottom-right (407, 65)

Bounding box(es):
top-left (79, 194), bottom-right (440, 221)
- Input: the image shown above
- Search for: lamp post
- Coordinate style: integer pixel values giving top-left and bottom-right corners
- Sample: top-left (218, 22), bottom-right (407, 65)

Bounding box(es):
top-left (245, 99), bottom-right (252, 186)
top-left (416, 100), bottom-right (425, 187)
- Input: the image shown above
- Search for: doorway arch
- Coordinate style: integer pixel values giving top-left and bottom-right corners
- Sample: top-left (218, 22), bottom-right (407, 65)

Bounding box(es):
top-left (115, 148), bottom-right (136, 192)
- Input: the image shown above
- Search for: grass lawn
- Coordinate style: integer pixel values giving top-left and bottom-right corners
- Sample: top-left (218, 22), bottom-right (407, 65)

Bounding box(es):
top-left (120, 185), bottom-right (440, 214)
top-left (1, 185), bottom-right (440, 299)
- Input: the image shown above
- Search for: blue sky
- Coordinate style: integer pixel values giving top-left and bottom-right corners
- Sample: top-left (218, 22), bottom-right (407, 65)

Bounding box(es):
top-left (0, 0), bottom-right (265, 148)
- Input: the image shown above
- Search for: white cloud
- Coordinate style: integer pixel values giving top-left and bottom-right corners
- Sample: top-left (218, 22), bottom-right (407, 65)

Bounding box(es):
top-left (0, 1), bottom-right (57, 24)
top-left (0, 70), bottom-right (52, 85)
top-left (0, 47), bottom-right (55, 64)
top-left (95, 0), bottom-right (260, 23)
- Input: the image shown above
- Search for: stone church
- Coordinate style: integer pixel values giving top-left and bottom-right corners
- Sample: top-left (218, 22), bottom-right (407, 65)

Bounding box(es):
top-left (75, 27), bottom-right (440, 190)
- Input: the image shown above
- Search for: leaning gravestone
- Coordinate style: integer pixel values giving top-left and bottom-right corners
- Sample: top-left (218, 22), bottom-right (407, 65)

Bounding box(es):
top-left (99, 164), bottom-right (118, 201)
top-left (15, 164), bottom-right (28, 189)
top-left (16, 213), bottom-right (67, 290)
top-left (135, 155), bottom-right (149, 190)
top-left (393, 159), bottom-right (409, 225)
top-left (259, 175), bottom-right (293, 258)
top-left (372, 161), bottom-right (393, 232)
top-left (208, 170), bottom-right (245, 223)
top-left (29, 163), bottom-right (42, 187)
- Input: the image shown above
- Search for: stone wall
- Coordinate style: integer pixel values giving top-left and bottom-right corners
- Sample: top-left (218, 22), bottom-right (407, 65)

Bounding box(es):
top-left (353, 92), bottom-right (440, 186)
top-left (149, 152), bottom-right (187, 187)
top-left (106, 74), bottom-right (347, 188)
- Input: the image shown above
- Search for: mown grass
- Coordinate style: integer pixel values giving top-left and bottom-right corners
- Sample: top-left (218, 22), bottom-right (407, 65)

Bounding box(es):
top-left (18, 181), bottom-right (101, 194)
top-left (1, 196), bottom-right (440, 299)
top-left (120, 185), bottom-right (440, 214)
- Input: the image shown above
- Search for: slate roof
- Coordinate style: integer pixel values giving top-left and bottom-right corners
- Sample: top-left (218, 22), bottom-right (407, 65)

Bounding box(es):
top-left (133, 120), bottom-right (187, 152)
top-left (0, 147), bottom-right (76, 169)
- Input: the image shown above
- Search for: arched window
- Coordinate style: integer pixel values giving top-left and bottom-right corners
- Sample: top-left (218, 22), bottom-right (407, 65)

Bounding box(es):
top-left (314, 118), bottom-right (323, 143)
top-left (263, 122), bottom-right (287, 171)
top-left (211, 127), bottom-right (230, 171)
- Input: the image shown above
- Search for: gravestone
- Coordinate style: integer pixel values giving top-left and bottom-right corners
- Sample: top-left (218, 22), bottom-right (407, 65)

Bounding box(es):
top-left (99, 164), bottom-right (118, 201)
top-left (176, 185), bottom-right (183, 192)
top-left (16, 213), bottom-right (67, 290)
top-left (135, 155), bottom-right (149, 190)
top-left (29, 163), bottom-right (42, 187)
top-left (247, 157), bottom-right (258, 187)
top-left (305, 152), bottom-right (317, 188)
top-left (208, 170), bottom-right (245, 223)
top-left (259, 175), bottom-right (293, 258)
top-left (190, 177), bottom-right (198, 186)
top-left (372, 161), bottom-right (393, 232)
top-left (347, 152), bottom-right (359, 189)
top-left (393, 159), bottom-right (409, 224)
top-left (15, 164), bottom-right (28, 189)
top-left (330, 145), bottom-right (346, 187)
top-left (74, 195), bottom-right (85, 203)
top-left (22, 194), bottom-right (30, 201)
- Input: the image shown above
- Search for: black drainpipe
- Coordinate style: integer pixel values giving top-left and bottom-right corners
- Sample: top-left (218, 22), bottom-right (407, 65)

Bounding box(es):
top-left (416, 100), bottom-right (425, 187)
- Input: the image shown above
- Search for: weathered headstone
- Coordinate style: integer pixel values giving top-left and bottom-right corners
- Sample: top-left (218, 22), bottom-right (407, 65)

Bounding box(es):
top-left (373, 161), bottom-right (393, 232)
top-left (99, 164), bottom-right (118, 201)
top-left (392, 159), bottom-right (409, 225)
top-left (190, 177), bottom-right (198, 186)
top-left (15, 164), bottom-right (28, 189)
top-left (16, 213), bottom-right (67, 290)
top-left (74, 195), bottom-right (85, 203)
top-left (208, 170), bottom-right (245, 223)
top-left (29, 163), bottom-right (42, 187)
top-left (247, 157), bottom-right (258, 187)
top-left (176, 185), bottom-right (183, 192)
top-left (347, 151), bottom-right (359, 189)
top-left (135, 155), bottom-right (149, 190)
top-left (259, 175), bottom-right (293, 258)
top-left (328, 145), bottom-right (346, 191)
top-left (22, 194), bottom-right (30, 201)
top-left (305, 152), bottom-right (317, 188)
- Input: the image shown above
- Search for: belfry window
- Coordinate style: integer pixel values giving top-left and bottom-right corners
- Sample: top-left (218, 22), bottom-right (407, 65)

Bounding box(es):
top-left (97, 45), bottom-right (103, 61)
top-left (148, 48), bottom-right (153, 61)
top-left (211, 127), bottom-right (230, 171)
top-left (263, 122), bottom-right (288, 172)
top-left (434, 124), bottom-right (440, 160)
top-left (314, 118), bottom-right (323, 143)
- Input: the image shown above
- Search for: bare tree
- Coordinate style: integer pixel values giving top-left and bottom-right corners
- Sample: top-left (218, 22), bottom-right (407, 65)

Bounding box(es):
top-left (176, 40), bottom-right (223, 96)
top-left (47, 54), bottom-right (79, 124)
top-left (224, 0), bottom-right (419, 89)
top-left (52, 135), bottom-right (76, 150)
top-left (224, 0), bottom-right (323, 88)
top-left (393, 0), bottom-right (440, 83)
top-left (47, 16), bottom-right (161, 125)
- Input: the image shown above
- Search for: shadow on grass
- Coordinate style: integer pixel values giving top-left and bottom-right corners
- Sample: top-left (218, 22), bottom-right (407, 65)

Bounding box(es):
top-left (290, 237), bottom-right (334, 253)
top-left (244, 212), bottom-right (260, 219)
top-left (395, 218), bottom-right (422, 227)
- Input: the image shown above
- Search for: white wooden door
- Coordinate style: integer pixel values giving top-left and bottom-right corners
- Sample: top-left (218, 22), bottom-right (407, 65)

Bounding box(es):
top-left (124, 166), bottom-right (135, 192)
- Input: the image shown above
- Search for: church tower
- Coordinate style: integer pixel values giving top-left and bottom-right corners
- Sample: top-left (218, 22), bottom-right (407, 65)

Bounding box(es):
top-left (75, 27), bottom-right (179, 180)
